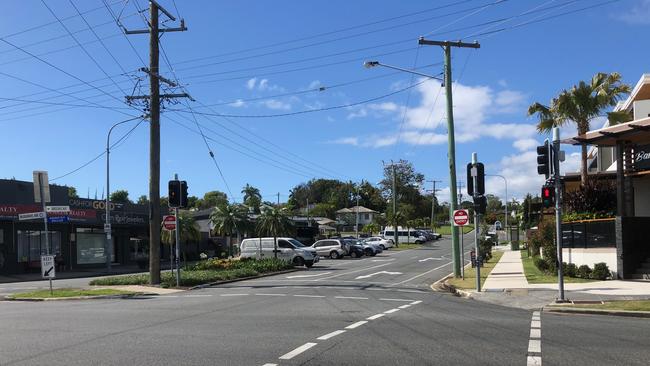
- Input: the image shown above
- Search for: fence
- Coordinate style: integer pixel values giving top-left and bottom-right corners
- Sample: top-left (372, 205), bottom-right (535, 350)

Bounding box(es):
top-left (561, 218), bottom-right (616, 248)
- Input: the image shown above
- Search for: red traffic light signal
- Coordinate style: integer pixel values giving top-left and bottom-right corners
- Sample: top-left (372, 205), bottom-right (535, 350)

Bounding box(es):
top-left (541, 185), bottom-right (555, 208)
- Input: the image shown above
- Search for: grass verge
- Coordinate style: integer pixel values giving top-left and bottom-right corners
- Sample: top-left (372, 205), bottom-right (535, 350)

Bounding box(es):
top-left (554, 300), bottom-right (650, 312)
top-left (8, 288), bottom-right (134, 299)
top-left (520, 250), bottom-right (594, 284)
top-left (390, 243), bottom-right (424, 251)
top-left (90, 258), bottom-right (295, 288)
top-left (436, 225), bottom-right (474, 235)
top-left (447, 250), bottom-right (504, 289)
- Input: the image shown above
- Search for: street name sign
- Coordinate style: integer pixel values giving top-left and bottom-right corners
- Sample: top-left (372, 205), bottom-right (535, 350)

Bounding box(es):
top-left (453, 209), bottom-right (469, 226)
top-left (41, 255), bottom-right (56, 279)
top-left (163, 215), bottom-right (176, 231)
top-left (19, 212), bottom-right (46, 221)
top-left (48, 216), bottom-right (69, 224)
top-left (46, 206), bottom-right (70, 213)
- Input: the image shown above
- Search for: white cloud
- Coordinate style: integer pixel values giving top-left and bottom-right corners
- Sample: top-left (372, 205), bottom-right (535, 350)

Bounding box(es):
top-left (495, 90), bottom-right (527, 113)
top-left (347, 108), bottom-right (368, 119)
top-left (229, 99), bottom-right (245, 108)
top-left (308, 80), bottom-right (321, 89)
top-left (329, 137), bottom-right (358, 146)
top-left (262, 99), bottom-right (291, 110)
top-left (614, 0), bottom-right (650, 24)
top-left (258, 78), bottom-right (269, 90)
top-left (513, 138), bottom-right (538, 151)
top-left (246, 78), bottom-right (257, 90)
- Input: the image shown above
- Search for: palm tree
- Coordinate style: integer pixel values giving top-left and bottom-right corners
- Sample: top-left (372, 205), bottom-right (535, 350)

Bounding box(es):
top-left (210, 203), bottom-right (248, 258)
top-left (241, 184), bottom-right (262, 213)
top-left (528, 72), bottom-right (630, 185)
top-left (256, 206), bottom-right (293, 258)
top-left (387, 210), bottom-right (404, 247)
top-left (161, 211), bottom-right (200, 263)
top-left (363, 222), bottom-right (379, 236)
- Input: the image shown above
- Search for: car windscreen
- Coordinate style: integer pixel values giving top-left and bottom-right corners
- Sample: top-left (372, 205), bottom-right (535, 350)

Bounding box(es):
top-left (289, 239), bottom-right (306, 248)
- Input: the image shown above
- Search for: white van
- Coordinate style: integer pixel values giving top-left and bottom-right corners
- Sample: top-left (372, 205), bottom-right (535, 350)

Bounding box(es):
top-left (382, 226), bottom-right (426, 244)
top-left (239, 237), bottom-right (319, 268)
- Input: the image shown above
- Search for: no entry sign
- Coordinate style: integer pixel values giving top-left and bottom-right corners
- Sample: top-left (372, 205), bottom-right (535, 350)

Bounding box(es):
top-left (453, 209), bottom-right (469, 226)
top-left (163, 215), bottom-right (176, 231)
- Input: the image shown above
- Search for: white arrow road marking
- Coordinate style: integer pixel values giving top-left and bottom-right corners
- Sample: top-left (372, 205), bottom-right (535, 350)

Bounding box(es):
top-left (285, 272), bottom-right (331, 279)
top-left (355, 271), bottom-right (402, 280)
top-left (418, 257), bottom-right (444, 262)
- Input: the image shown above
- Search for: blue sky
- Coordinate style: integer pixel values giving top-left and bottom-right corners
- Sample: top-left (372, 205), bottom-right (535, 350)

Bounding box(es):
top-left (1, 0), bottom-right (648, 204)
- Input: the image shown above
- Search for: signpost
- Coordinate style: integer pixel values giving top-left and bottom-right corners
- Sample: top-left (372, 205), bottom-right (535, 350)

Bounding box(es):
top-left (163, 215), bottom-right (176, 231)
top-left (41, 255), bottom-right (55, 295)
top-left (453, 209), bottom-right (469, 279)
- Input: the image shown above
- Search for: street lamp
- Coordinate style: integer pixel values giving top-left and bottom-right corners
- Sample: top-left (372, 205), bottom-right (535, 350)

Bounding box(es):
top-left (105, 115), bottom-right (147, 272)
top-left (486, 174), bottom-right (508, 243)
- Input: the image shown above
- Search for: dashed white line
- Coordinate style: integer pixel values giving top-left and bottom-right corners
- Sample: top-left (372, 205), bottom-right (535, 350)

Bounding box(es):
top-left (317, 330), bottom-right (346, 340)
top-left (345, 320), bottom-right (368, 329)
top-left (366, 313), bottom-right (385, 320)
top-left (384, 308), bottom-right (400, 314)
top-left (527, 356), bottom-right (542, 366)
top-left (410, 300), bottom-right (422, 305)
top-left (184, 294), bottom-right (212, 297)
top-left (398, 304), bottom-right (411, 309)
top-left (279, 342), bottom-right (318, 360)
top-left (527, 311), bottom-right (542, 365)
top-left (531, 320), bottom-right (541, 328)
top-left (255, 293), bottom-right (287, 297)
top-left (379, 298), bottom-right (413, 302)
top-left (220, 293), bottom-right (250, 297)
top-left (528, 339), bottom-right (541, 353)
top-left (530, 328), bottom-right (541, 338)
top-left (293, 294), bottom-right (325, 298)
top-left (334, 296), bottom-right (369, 300)
top-left (262, 363), bottom-right (278, 366)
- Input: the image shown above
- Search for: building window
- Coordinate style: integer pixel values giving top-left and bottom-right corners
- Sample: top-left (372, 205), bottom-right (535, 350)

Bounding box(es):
top-left (364, 213), bottom-right (370, 220)
top-left (76, 228), bottom-right (114, 264)
top-left (17, 230), bottom-right (61, 262)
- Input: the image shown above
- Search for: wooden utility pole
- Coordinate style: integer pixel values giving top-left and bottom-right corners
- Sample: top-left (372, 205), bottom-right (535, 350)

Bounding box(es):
top-left (125, 0), bottom-right (187, 285)
top-left (418, 37), bottom-right (480, 278)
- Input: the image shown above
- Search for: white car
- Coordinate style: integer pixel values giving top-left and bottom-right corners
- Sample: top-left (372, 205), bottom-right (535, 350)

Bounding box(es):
top-left (240, 237), bottom-right (319, 268)
top-left (364, 236), bottom-right (394, 250)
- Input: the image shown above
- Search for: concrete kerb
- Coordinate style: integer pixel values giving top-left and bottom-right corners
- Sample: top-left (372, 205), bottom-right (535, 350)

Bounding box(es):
top-left (430, 272), bottom-right (474, 298)
top-left (189, 268), bottom-right (300, 290)
top-left (544, 306), bottom-right (650, 318)
top-left (3, 292), bottom-right (155, 302)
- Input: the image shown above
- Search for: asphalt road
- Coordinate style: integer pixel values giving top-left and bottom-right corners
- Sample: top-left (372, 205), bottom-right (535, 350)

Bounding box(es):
top-left (1, 234), bottom-right (649, 366)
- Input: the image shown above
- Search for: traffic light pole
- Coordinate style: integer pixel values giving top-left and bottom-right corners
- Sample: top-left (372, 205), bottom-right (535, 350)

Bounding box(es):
top-left (174, 174), bottom-right (181, 287)
top-left (471, 153), bottom-right (481, 292)
top-left (553, 128), bottom-right (566, 302)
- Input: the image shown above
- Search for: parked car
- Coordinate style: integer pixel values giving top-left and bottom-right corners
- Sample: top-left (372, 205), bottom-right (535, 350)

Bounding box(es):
top-left (240, 237), bottom-right (319, 268)
top-left (364, 236), bottom-right (394, 250)
top-left (382, 227), bottom-right (427, 244)
top-left (311, 239), bottom-right (347, 259)
top-left (342, 240), bottom-right (366, 258)
top-left (344, 239), bottom-right (381, 256)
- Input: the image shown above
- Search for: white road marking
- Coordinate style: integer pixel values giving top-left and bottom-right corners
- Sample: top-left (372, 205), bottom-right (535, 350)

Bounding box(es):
top-left (398, 304), bottom-right (411, 309)
top-left (317, 330), bottom-right (346, 340)
top-left (528, 339), bottom-right (541, 353)
top-left (316, 262), bottom-right (393, 281)
top-left (355, 271), bottom-right (402, 280)
top-left (410, 300), bottom-right (423, 305)
top-left (286, 272), bottom-right (331, 279)
top-left (184, 294), bottom-right (212, 297)
top-left (388, 261), bottom-right (453, 286)
top-left (366, 314), bottom-right (385, 320)
top-left (384, 308), bottom-right (400, 314)
top-left (262, 363), bottom-right (278, 366)
top-left (418, 257), bottom-right (443, 262)
top-left (279, 342), bottom-right (318, 360)
top-left (396, 289), bottom-right (427, 293)
top-left (335, 296), bottom-right (369, 300)
top-left (293, 294), bottom-right (325, 298)
top-left (379, 298), bottom-right (413, 302)
top-left (527, 356), bottom-right (542, 366)
top-left (371, 259), bottom-right (395, 262)
top-left (220, 293), bottom-right (250, 297)
top-left (530, 328), bottom-right (541, 338)
top-left (345, 321), bottom-right (368, 329)
top-left (531, 320), bottom-right (541, 328)
top-left (255, 293), bottom-right (287, 297)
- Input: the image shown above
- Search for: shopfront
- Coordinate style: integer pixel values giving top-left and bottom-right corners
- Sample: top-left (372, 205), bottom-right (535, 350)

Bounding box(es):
top-left (0, 179), bottom-right (148, 275)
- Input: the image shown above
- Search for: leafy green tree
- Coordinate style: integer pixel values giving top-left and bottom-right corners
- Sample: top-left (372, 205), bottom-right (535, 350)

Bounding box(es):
top-left (309, 202), bottom-right (336, 219)
top-left (363, 222), bottom-right (379, 236)
top-left (161, 211), bottom-right (200, 261)
top-left (256, 207), bottom-right (293, 258)
top-left (528, 72), bottom-right (630, 185)
top-left (187, 196), bottom-right (200, 209)
top-left (110, 189), bottom-right (131, 203)
top-left (68, 186), bottom-right (79, 198)
top-left (136, 195), bottom-right (149, 205)
top-left (199, 191), bottom-right (229, 209)
top-left (241, 184), bottom-right (262, 213)
top-left (210, 203), bottom-right (248, 257)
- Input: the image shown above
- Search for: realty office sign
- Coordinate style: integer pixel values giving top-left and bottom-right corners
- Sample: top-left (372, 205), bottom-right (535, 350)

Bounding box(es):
top-left (634, 144), bottom-right (650, 171)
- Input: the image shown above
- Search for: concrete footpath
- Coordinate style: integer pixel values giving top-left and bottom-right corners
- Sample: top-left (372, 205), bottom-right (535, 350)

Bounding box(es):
top-left (467, 248), bottom-right (650, 310)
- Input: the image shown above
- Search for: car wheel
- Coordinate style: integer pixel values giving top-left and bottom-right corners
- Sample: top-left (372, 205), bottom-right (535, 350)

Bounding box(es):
top-left (330, 251), bottom-right (340, 259)
top-left (365, 248), bottom-right (373, 256)
top-left (293, 257), bottom-right (305, 267)
top-left (305, 262), bottom-right (314, 268)
top-left (380, 245), bottom-right (385, 250)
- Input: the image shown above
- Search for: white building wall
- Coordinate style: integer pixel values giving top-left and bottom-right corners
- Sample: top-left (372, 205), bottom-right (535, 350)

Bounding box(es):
top-left (562, 247), bottom-right (618, 277)
top-left (634, 176), bottom-right (650, 217)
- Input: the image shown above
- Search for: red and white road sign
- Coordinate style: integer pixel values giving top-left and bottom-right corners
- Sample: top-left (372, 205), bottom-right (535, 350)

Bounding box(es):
top-left (163, 215), bottom-right (176, 230)
top-left (453, 209), bottom-right (469, 226)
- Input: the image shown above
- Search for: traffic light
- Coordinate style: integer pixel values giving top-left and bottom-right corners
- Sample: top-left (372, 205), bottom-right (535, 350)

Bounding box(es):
top-left (180, 181), bottom-right (188, 208)
top-left (541, 184), bottom-right (555, 208)
top-left (466, 162), bottom-right (485, 196)
top-left (536, 141), bottom-right (552, 179)
top-left (473, 195), bottom-right (487, 215)
top-left (168, 180), bottom-right (181, 207)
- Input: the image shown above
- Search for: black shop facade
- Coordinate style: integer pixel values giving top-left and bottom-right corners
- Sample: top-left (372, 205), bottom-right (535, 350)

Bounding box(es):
top-left (0, 179), bottom-right (149, 275)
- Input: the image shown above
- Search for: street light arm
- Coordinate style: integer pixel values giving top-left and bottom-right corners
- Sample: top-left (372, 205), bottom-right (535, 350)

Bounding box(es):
top-left (364, 61), bottom-right (443, 81)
